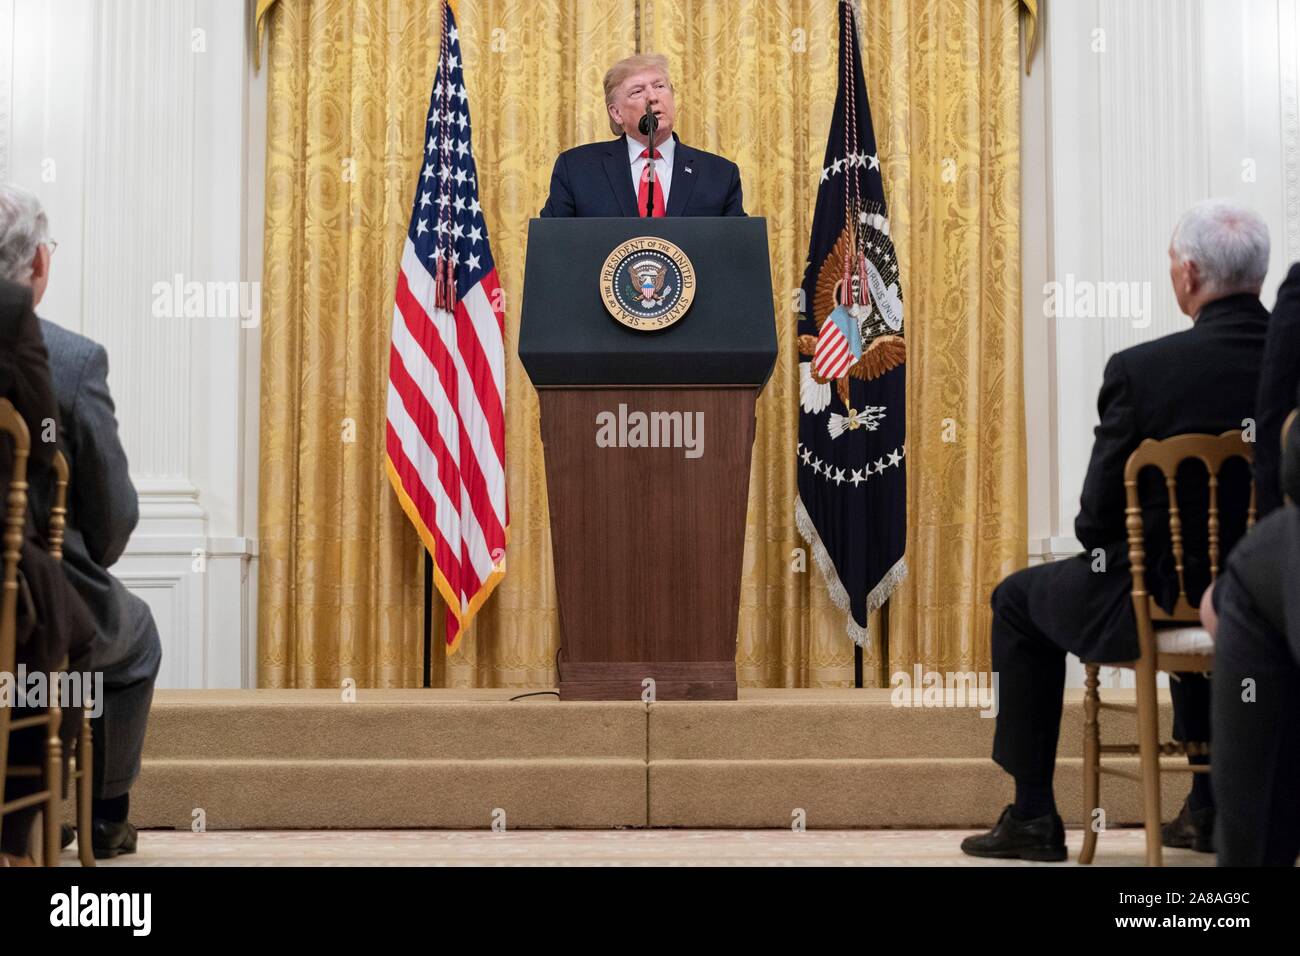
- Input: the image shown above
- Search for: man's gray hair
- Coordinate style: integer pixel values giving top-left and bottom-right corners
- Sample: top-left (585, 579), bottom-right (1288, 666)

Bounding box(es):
top-left (1171, 199), bottom-right (1270, 295)
top-left (0, 183), bottom-right (49, 283)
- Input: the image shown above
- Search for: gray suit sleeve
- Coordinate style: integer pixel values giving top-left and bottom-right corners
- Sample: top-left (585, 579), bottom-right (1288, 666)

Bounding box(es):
top-left (70, 343), bottom-right (138, 568)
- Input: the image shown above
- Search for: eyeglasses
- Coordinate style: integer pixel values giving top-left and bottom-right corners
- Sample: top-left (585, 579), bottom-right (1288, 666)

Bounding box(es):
top-left (44, 239), bottom-right (58, 256)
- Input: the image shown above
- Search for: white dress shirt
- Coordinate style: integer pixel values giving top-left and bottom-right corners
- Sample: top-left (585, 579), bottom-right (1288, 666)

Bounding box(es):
top-left (627, 134), bottom-right (674, 208)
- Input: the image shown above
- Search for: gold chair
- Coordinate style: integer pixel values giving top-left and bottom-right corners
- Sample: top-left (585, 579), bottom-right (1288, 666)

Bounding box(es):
top-left (50, 450), bottom-right (94, 867)
top-left (0, 408), bottom-right (92, 868)
top-left (1079, 429), bottom-right (1253, 866)
top-left (0, 397), bottom-right (61, 865)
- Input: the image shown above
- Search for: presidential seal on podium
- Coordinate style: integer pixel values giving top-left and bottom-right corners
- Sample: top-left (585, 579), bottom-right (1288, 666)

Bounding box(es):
top-left (599, 236), bottom-right (696, 331)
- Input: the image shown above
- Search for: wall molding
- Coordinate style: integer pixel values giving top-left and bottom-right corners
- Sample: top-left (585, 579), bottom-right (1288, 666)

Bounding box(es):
top-left (7, 0), bottom-right (261, 688)
top-left (0, 0), bottom-right (12, 182)
top-left (112, 571), bottom-right (191, 688)
top-left (1281, 0), bottom-right (1300, 265)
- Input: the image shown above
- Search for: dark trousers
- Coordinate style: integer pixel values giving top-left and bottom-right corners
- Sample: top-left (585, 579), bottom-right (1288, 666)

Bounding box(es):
top-left (991, 564), bottom-right (1211, 788)
top-left (1212, 605), bottom-right (1300, 866)
top-left (91, 613), bottom-right (162, 800)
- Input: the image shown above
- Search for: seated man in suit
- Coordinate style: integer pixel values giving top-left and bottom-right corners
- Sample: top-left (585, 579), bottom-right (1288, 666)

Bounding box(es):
top-left (0, 277), bottom-right (95, 865)
top-left (1209, 392), bottom-right (1300, 865)
top-left (540, 53), bottom-right (745, 218)
top-left (961, 199), bottom-right (1271, 861)
top-left (0, 183), bottom-right (161, 859)
top-left (1254, 261), bottom-right (1300, 516)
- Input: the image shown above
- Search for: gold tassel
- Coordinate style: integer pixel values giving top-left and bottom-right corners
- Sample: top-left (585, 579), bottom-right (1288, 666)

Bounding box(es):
top-left (253, 0), bottom-right (280, 73)
top-left (1021, 0), bottom-right (1039, 76)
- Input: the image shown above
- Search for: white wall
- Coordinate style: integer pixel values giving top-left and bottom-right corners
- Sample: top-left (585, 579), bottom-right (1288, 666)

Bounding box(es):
top-left (0, 0), bottom-right (265, 688)
top-left (1023, 0), bottom-right (1300, 686)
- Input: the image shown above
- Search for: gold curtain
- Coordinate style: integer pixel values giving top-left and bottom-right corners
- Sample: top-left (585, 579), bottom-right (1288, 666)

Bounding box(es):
top-left (857, 0), bottom-right (1027, 675)
top-left (258, 0), bottom-right (1026, 688)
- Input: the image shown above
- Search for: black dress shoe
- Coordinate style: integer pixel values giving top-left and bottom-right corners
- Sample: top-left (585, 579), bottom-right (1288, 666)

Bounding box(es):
top-left (1162, 799), bottom-right (1214, 853)
top-left (60, 824), bottom-right (75, 850)
top-left (91, 819), bottom-right (138, 860)
top-left (961, 805), bottom-right (1068, 862)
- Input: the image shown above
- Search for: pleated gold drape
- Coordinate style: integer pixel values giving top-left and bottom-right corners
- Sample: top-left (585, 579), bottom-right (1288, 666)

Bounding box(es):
top-left (860, 0), bottom-right (1027, 675)
top-left (258, 0), bottom-right (1026, 688)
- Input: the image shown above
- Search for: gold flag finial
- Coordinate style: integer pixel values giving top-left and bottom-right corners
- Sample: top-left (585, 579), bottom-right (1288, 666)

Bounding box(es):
top-left (1021, 0), bottom-right (1039, 75)
top-left (253, 0), bottom-right (279, 72)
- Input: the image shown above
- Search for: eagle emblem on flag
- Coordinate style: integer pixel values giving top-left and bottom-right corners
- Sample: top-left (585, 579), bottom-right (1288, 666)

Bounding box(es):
top-left (798, 217), bottom-right (906, 414)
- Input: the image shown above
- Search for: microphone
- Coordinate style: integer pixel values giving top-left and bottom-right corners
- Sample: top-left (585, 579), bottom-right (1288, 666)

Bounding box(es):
top-left (639, 101), bottom-right (660, 216)
top-left (638, 101), bottom-right (658, 137)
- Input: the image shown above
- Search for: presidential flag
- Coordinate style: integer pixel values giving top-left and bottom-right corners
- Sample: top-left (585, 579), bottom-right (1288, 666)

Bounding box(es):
top-left (386, 0), bottom-right (508, 651)
top-left (795, 0), bottom-right (906, 646)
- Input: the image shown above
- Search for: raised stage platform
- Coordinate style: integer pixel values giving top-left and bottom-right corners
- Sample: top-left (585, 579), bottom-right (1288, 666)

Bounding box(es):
top-left (124, 688), bottom-right (1188, 830)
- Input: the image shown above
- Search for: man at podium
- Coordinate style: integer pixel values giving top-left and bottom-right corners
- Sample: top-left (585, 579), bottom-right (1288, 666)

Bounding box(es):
top-left (539, 54), bottom-right (745, 218)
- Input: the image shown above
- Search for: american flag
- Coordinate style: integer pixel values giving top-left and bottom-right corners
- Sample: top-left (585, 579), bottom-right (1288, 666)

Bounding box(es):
top-left (385, 1), bottom-right (507, 651)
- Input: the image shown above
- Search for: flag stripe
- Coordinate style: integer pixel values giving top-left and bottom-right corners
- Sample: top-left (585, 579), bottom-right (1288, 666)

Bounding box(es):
top-left (387, 378), bottom-right (489, 599)
top-left (386, 380), bottom-right (463, 565)
top-left (388, 357), bottom-right (495, 591)
top-left (817, 335), bottom-right (847, 367)
top-left (385, 417), bottom-right (463, 594)
top-left (815, 326), bottom-right (853, 379)
top-left (401, 242), bottom-right (507, 489)
top-left (392, 294), bottom-right (462, 484)
top-left (460, 280), bottom-right (507, 467)
top-left (396, 259), bottom-right (506, 547)
top-left (387, 339), bottom-right (462, 521)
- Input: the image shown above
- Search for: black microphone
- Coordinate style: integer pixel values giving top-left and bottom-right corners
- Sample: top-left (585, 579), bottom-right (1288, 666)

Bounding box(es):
top-left (638, 101), bottom-right (660, 216)
top-left (638, 101), bottom-right (658, 137)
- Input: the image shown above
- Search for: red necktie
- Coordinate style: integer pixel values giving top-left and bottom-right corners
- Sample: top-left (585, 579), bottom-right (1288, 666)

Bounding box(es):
top-left (637, 147), bottom-right (666, 217)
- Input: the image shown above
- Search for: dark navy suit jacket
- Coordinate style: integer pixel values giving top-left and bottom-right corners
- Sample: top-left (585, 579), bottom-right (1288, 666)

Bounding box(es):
top-left (1256, 261), bottom-right (1300, 515)
top-left (539, 133), bottom-right (745, 217)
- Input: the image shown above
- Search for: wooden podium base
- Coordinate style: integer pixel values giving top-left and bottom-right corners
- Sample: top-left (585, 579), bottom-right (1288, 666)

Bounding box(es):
top-left (538, 386), bottom-right (757, 702)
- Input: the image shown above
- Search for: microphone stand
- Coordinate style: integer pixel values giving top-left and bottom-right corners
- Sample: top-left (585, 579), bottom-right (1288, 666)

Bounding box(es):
top-left (641, 102), bottom-right (658, 217)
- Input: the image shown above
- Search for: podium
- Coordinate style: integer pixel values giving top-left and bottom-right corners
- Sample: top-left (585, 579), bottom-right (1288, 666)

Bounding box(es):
top-left (520, 217), bottom-right (776, 701)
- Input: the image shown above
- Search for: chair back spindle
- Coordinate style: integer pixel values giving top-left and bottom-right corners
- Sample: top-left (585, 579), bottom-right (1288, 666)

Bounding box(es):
top-left (0, 399), bottom-right (32, 848)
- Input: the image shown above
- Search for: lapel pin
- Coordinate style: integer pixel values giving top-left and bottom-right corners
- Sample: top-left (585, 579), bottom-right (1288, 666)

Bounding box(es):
top-left (685, 165), bottom-right (693, 174)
